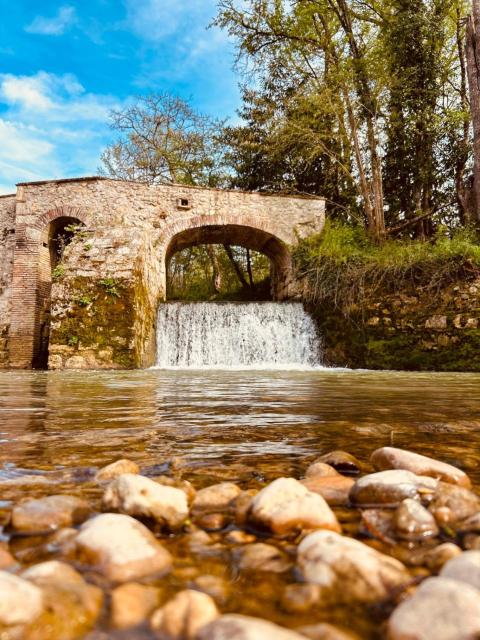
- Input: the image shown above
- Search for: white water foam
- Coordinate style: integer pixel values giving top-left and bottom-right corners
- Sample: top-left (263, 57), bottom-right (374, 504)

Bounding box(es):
top-left (155, 302), bottom-right (324, 369)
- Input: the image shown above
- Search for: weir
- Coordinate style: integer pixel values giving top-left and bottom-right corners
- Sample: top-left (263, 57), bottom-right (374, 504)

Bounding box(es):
top-left (155, 302), bottom-right (323, 368)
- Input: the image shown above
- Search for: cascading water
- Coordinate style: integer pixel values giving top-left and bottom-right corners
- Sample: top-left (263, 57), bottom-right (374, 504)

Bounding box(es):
top-left (155, 302), bottom-right (323, 368)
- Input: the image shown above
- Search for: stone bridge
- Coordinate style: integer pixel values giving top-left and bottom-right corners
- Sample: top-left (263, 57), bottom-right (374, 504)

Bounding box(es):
top-left (0, 177), bottom-right (325, 369)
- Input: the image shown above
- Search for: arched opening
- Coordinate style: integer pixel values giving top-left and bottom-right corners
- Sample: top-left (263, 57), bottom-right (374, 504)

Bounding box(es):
top-left (165, 224), bottom-right (293, 302)
top-left (34, 216), bottom-right (85, 368)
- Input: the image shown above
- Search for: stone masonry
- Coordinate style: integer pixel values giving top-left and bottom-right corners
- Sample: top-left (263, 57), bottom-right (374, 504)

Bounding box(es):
top-left (0, 177), bottom-right (325, 370)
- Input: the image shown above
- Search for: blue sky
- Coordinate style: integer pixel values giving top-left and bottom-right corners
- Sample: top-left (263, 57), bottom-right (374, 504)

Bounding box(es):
top-left (0, 0), bottom-right (241, 194)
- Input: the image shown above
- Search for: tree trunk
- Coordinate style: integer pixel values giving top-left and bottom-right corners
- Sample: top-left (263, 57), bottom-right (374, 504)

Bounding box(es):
top-left (223, 244), bottom-right (249, 289)
top-left (246, 249), bottom-right (254, 289)
top-left (466, 5), bottom-right (480, 222)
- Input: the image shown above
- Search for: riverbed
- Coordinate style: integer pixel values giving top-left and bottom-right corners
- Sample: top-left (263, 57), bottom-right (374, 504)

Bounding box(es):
top-left (1, 368), bottom-right (480, 638)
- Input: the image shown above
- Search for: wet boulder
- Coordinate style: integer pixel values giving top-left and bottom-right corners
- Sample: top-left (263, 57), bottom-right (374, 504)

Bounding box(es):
top-left (150, 589), bottom-right (219, 639)
top-left (304, 462), bottom-right (339, 478)
top-left (102, 473), bottom-right (189, 529)
top-left (393, 499), bottom-right (439, 541)
top-left (371, 447), bottom-right (471, 488)
top-left (248, 478), bottom-right (340, 535)
top-left (95, 458), bottom-right (140, 482)
top-left (22, 560), bottom-right (103, 638)
top-left (190, 574), bottom-right (230, 605)
top-left (387, 577), bottom-right (480, 640)
top-left (428, 482), bottom-right (480, 526)
top-left (302, 475), bottom-right (355, 507)
top-left (197, 614), bottom-right (307, 640)
top-left (297, 530), bottom-right (410, 604)
top-left (297, 623), bottom-right (362, 640)
top-left (11, 494), bottom-right (92, 534)
top-left (422, 543), bottom-right (462, 572)
top-left (349, 470), bottom-right (437, 507)
top-left (314, 451), bottom-right (362, 476)
top-left (440, 550), bottom-right (480, 590)
top-left (111, 582), bottom-right (161, 629)
top-left (0, 570), bottom-right (44, 627)
top-left (0, 543), bottom-right (15, 569)
top-left (233, 542), bottom-right (292, 573)
top-left (74, 513), bottom-right (172, 582)
top-left (191, 482), bottom-right (241, 515)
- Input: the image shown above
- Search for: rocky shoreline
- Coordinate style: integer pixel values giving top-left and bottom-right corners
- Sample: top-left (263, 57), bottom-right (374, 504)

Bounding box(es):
top-left (1, 447), bottom-right (480, 639)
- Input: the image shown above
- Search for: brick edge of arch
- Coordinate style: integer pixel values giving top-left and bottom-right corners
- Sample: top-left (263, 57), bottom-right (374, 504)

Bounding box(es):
top-left (35, 205), bottom-right (89, 231)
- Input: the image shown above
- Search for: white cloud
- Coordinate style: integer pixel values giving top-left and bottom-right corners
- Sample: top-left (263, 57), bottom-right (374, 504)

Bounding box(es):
top-left (25, 6), bottom-right (77, 36)
top-left (0, 71), bottom-right (121, 192)
top-left (123, 0), bottom-right (211, 41)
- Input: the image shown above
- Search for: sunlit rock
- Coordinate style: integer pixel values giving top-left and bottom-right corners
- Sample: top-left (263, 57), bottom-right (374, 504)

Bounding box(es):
top-left (197, 614), bottom-right (307, 640)
top-left (233, 542), bottom-right (291, 573)
top-left (248, 478), bottom-right (340, 535)
top-left (11, 494), bottom-right (92, 534)
top-left (111, 582), bottom-right (161, 629)
top-left (349, 470), bottom-right (437, 507)
top-left (440, 550), bottom-right (480, 590)
top-left (297, 622), bottom-right (362, 639)
top-left (422, 543), bottom-right (462, 572)
top-left (297, 530), bottom-right (410, 603)
top-left (191, 482), bottom-right (241, 515)
top-left (302, 475), bottom-right (355, 506)
top-left (75, 513), bottom-right (172, 582)
top-left (387, 577), bottom-right (480, 640)
top-left (0, 571), bottom-right (44, 627)
top-left (95, 459), bottom-right (140, 482)
top-left (393, 498), bottom-right (439, 540)
top-left (314, 451), bottom-right (362, 476)
top-left (305, 462), bottom-right (339, 478)
top-left (150, 589), bottom-right (219, 639)
top-left (428, 482), bottom-right (480, 526)
top-left (22, 560), bottom-right (103, 638)
top-left (102, 473), bottom-right (188, 529)
top-left (371, 447), bottom-right (471, 488)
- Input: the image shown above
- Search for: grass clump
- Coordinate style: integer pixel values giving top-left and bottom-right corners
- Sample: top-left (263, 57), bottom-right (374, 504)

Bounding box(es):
top-left (295, 221), bottom-right (480, 312)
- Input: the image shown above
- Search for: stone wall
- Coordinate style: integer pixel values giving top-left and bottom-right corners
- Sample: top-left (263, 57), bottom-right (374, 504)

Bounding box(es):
top-left (0, 195), bottom-right (16, 367)
top-left (313, 276), bottom-right (480, 371)
top-left (1, 177), bottom-right (325, 369)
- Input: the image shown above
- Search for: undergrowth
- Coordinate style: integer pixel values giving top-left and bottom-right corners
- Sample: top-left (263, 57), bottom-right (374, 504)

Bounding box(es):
top-left (295, 221), bottom-right (480, 313)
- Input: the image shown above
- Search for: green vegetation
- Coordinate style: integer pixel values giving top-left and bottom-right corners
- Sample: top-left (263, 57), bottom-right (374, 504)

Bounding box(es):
top-left (296, 221), bottom-right (480, 310)
top-left (52, 264), bottom-right (65, 280)
top-left (76, 294), bottom-right (94, 307)
top-left (99, 278), bottom-right (122, 298)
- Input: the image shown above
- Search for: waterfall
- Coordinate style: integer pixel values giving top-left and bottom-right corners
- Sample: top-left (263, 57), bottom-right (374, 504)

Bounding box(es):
top-left (155, 302), bottom-right (323, 369)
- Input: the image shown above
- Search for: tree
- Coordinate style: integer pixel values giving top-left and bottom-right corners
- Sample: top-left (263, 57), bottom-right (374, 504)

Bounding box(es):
top-left (466, 0), bottom-right (480, 222)
top-left (100, 93), bottom-right (226, 187)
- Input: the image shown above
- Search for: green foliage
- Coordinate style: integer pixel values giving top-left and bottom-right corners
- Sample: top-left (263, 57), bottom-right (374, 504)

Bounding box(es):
top-left (83, 243), bottom-right (93, 252)
top-left (52, 264), bottom-right (65, 280)
top-left (67, 335), bottom-right (79, 347)
top-left (99, 278), bottom-right (122, 298)
top-left (76, 294), bottom-right (94, 307)
top-left (296, 221), bottom-right (480, 309)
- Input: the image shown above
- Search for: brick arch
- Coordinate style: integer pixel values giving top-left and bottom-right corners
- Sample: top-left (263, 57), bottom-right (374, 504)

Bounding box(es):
top-left (35, 205), bottom-right (89, 231)
top-left (157, 213), bottom-right (295, 303)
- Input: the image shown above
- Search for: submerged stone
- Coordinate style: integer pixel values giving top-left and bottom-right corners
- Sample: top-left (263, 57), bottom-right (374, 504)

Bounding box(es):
top-left (74, 513), bottom-right (172, 582)
top-left (298, 623), bottom-right (362, 640)
top-left (233, 542), bottom-right (292, 573)
top-left (314, 451), bottom-right (362, 476)
top-left (191, 482), bottom-right (241, 515)
top-left (349, 470), bottom-right (437, 507)
top-left (150, 589), bottom-right (219, 639)
top-left (11, 494), bottom-right (92, 534)
top-left (393, 498), bottom-right (439, 540)
top-left (387, 577), bottom-right (480, 640)
top-left (371, 447), bottom-right (471, 488)
top-left (302, 475), bottom-right (355, 506)
top-left (111, 582), bottom-right (161, 629)
top-left (197, 614), bottom-right (307, 640)
top-left (102, 473), bottom-right (188, 529)
top-left (248, 477), bottom-right (340, 535)
top-left (95, 459), bottom-right (140, 482)
top-left (297, 530), bottom-right (410, 603)
top-left (428, 482), bottom-right (480, 526)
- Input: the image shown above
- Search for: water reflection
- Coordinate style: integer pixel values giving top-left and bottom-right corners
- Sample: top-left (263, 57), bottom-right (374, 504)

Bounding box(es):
top-left (0, 369), bottom-right (480, 488)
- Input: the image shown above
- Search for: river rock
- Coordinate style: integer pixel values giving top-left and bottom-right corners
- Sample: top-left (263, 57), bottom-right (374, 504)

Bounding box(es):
top-left (428, 482), bottom-right (480, 526)
top-left (315, 451), bottom-right (362, 475)
top-left (297, 623), bottom-right (361, 640)
top-left (440, 550), bottom-right (480, 590)
top-left (393, 498), bottom-right (439, 540)
top-left (349, 470), bottom-right (437, 507)
top-left (197, 614), bottom-right (307, 640)
top-left (248, 478), bottom-right (340, 535)
top-left (102, 473), bottom-right (188, 529)
top-left (154, 476), bottom-right (196, 503)
top-left (191, 482), bottom-right (241, 514)
top-left (387, 577), bottom-right (480, 640)
top-left (150, 589), bottom-right (219, 639)
top-left (371, 447), bottom-right (471, 488)
top-left (233, 542), bottom-right (292, 573)
top-left (0, 544), bottom-right (15, 569)
top-left (95, 459), bottom-right (140, 482)
top-left (11, 494), bottom-right (92, 534)
top-left (224, 530), bottom-right (256, 545)
top-left (297, 530), bottom-right (410, 603)
top-left (22, 560), bottom-right (103, 638)
top-left (191, 574), bottom-right (230, 605)
top-left (75, 513), bottom-right (172, 582)
top-left (302, 475), bottom-right (355, 506)
top-left (305, 462), bottom-right (339, 478)
top-left (281, 583), bottom-right (322, 613)
top-left (0, 570), bottom-right (44, 626)
top-left (111, 582), bottom-right (161, 629)
top-left (422, 543), bottom-right (462, 571)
